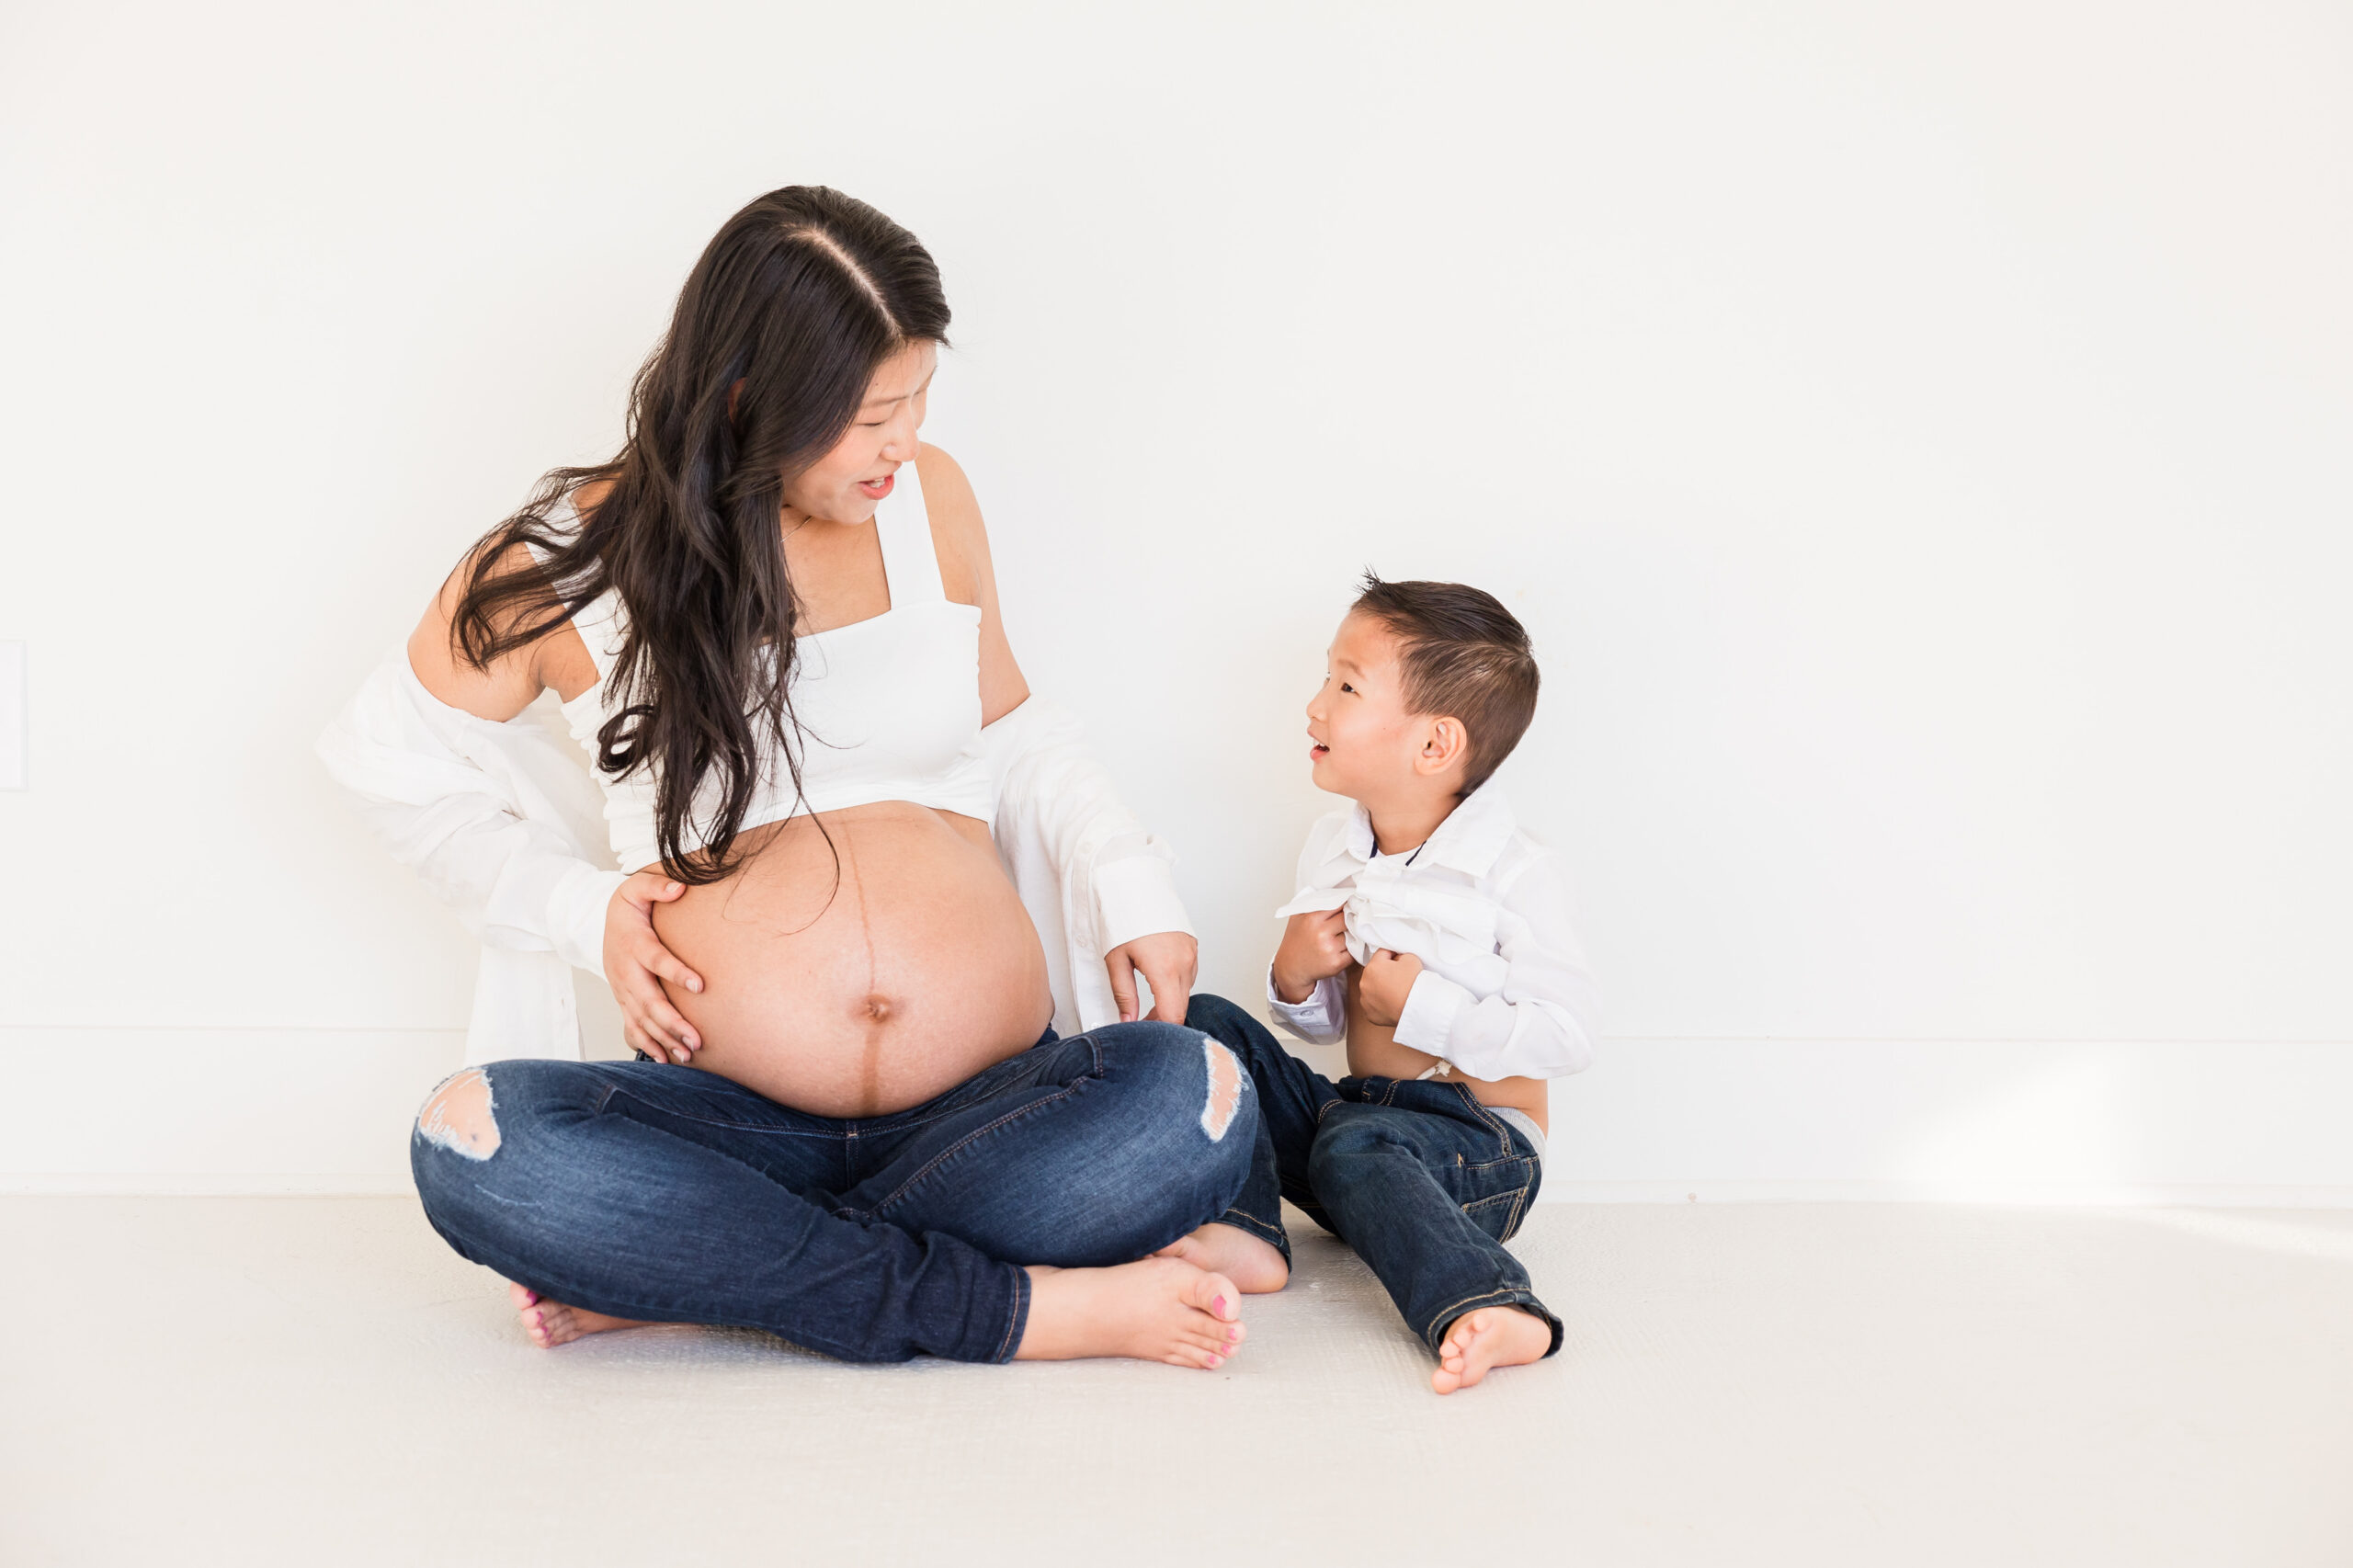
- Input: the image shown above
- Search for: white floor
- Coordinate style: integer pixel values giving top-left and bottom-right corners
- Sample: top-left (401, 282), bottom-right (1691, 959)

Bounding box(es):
top-left (4, 1198), bottom-right (2349, 1566)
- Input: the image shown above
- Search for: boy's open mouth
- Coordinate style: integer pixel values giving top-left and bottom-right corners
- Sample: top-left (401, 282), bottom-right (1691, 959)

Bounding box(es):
top-left (1309, 742), bottom-right (1330, 761)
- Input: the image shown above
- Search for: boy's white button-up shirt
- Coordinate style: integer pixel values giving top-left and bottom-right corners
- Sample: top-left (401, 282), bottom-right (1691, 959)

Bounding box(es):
top-left (1266, 781), bottom-right (1599, 1082)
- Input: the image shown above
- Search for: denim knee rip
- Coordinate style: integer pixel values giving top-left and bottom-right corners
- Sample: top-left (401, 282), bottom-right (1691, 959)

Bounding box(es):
top-left (1199, 1037), bottom-right (1245, 1142)
top-left (417, 1067), bottom-right (501, 1161)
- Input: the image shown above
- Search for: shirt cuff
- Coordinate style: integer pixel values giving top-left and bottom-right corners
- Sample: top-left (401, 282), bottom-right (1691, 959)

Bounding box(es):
top-left (1094, 852), bottom-right (1194, 950)
top-left (1393, 969), bottom-right (1472, 1056)
top-left (549, 866), bottom-right (630, 977)
top-left (1267, 967), bottom-right (1344, 1040)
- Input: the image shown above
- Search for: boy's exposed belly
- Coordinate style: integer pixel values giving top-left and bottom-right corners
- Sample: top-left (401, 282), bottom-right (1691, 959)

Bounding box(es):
top-left (1342, 964), bottom-right (1549, 1133)
top-left (651, 801), bottom-right (1054, 1119)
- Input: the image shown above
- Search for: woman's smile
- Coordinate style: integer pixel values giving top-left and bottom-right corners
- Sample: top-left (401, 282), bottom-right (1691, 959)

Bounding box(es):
top-left (857, 471), bottom-right (895, 501)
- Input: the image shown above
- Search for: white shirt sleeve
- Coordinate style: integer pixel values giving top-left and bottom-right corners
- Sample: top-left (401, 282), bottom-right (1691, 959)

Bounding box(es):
top-left (978, 695), bottom-right (1194, 1034)
top-left (1390, 850), bottom-right (1599, 1081)
top-left (977, 695), bottom-right (1193, 948)
top-left (315, 651), bottom-right (628, 975)
top-left (1263, 811), bottom-right (1358, 1043)
top-left (1267, 967), bottom-right (1347, 1044)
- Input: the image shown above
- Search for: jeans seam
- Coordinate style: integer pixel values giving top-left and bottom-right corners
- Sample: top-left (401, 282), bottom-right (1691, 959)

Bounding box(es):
top-left (1450, 1081), bottom-right (1515, 1158)
top-left (858, 1037), bottom-right (1107, 1218)
top-left (1502, 1173), bottom-right (1532, 1239)
top-left (994, 1263), bottom-right (1029, 1364)
top-left (1214, 1208), bottom-right (1288, 1248)
top-left (1461, 1185), bottom-right (1528, 1212)
top-left (597, 1090), bottom-right (843, 1142)
top-left (1422, 1285), bottom-right (1533, 1350)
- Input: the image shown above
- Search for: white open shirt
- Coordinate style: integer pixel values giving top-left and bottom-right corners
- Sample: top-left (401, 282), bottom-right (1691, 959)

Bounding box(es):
top-left (1267, 781), bottom-right (1600, 1083)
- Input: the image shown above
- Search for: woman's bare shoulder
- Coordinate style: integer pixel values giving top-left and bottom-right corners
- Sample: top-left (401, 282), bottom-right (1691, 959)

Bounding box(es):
top-left (572, 476), bottom-right (619, 518)
top-left (915, 444), bottom-right (990, 603)
top-left (408, 531), bottom-right (597, 719)
top-left (915, 444), bottom-right (980, 527)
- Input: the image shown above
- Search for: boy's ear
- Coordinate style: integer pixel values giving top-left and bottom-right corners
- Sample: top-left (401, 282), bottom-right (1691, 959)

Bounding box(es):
top-left (1415, 716), bottom-right (1471, 781)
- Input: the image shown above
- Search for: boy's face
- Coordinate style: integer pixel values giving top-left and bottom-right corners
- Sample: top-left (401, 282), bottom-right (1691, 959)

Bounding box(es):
top-left (1305, 612), bottom-right (1431, 801)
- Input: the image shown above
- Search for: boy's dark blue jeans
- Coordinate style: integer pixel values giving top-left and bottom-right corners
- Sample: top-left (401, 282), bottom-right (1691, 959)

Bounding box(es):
top-left (1188, 993), bottom-right (1563, 1358)
top-left (409, 1021), bottom-right (1256, 1365)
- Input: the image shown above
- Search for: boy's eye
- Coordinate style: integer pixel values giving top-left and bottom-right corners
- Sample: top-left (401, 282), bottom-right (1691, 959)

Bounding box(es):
top-left (1339, 682), bottom-right (1357, 695)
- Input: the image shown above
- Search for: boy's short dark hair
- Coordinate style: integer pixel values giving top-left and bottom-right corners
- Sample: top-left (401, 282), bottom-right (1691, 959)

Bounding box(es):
top-left (1350, 572), bottom-right (1540, 795)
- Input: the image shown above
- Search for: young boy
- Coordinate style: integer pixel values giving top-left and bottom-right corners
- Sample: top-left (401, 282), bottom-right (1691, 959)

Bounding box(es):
top-left (1164, 574), bottom-right (1599, 1393)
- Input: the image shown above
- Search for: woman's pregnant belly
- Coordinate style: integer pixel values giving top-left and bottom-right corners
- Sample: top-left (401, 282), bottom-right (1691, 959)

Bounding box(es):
top-left (650, 801), bottom-right (1053, 1118)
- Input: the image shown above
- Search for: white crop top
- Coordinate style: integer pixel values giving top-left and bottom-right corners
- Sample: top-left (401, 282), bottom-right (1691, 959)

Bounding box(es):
top-left (541, 460), bottom-right (994, 872)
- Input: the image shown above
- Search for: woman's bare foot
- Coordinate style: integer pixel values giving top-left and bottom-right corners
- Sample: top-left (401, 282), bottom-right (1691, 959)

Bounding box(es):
top-left (1154, 1221), bottom-right (1290, 1293)
top-left (1014, 1257), bottom-right (1247, 1369)
top-left (1430, 1305), bottom-right (1552, 1393)
top-left (509, 1281), bottom-right (656, 1348)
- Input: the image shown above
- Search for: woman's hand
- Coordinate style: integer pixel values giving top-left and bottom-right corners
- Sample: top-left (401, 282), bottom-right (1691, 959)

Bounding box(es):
top-left (1356, 949), bottom-right (1424, 1028)
top-left (602, 870), bottom-right (705, 1063)
top-left (1271, 908), bottom-right (1350, 1003)
top-left (1105, 931), bottom-right (1199, 1025)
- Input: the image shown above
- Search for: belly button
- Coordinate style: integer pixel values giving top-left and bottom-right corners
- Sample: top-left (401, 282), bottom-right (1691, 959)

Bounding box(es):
top-left (863, 994), bottom-right (893, 1024)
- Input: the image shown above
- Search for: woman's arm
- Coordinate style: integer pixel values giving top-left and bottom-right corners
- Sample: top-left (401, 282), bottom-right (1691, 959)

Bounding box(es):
top-left (919, 445), bottom-right (1198, 1024)
top-left (324, 536), bottom-right (708, 1062)
top-left (915, 444), bottom-right (1029, 725)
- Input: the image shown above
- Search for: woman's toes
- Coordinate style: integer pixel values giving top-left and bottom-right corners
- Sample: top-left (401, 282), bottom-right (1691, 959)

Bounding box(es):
top-left (1178, 1268), bottom-right (1243, 1322)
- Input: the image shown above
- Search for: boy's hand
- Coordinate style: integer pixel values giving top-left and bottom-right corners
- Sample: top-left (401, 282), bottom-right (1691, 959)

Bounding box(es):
top-left (1272, 908), bottom-right (1351, 1003)
top-left (1357, 949), bottom-right (1424, 1028)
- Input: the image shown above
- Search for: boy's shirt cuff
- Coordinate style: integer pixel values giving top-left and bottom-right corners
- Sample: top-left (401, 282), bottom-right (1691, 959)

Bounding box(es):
top-left (1392, 969), bottom-right (1472, 1057)
top-left (1267, 967), bottom-right (1345, 1040)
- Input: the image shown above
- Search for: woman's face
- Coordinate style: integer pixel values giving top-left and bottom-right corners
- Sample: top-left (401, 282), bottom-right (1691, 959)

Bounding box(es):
top-left (783, 340), bottom-right (938, 525)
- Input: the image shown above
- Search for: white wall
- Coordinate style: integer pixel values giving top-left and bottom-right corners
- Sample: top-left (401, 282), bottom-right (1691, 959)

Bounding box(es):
top-left (4, 0), bottom-right (2347, 1198)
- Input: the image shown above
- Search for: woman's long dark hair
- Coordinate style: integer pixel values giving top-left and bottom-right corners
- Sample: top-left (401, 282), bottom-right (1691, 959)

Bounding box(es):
top-left (447, 186), bottom-right (950, 883)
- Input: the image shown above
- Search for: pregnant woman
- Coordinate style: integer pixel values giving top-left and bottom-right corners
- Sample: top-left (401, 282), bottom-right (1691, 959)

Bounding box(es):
top-left (319, 187), bottom-right (1256, 1367)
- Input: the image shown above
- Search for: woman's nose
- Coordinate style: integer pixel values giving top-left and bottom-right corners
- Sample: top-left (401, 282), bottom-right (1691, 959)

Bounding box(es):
top-left (881, 405), bottom-right (920, 461)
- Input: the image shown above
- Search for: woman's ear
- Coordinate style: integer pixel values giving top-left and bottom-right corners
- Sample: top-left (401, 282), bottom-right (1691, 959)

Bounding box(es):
top-left (1416, 716), bottom-right (1471, 780)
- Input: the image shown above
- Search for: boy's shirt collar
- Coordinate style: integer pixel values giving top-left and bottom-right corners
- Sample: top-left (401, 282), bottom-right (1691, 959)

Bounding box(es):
top-left (1341, 778), bottom-right (1518, 881)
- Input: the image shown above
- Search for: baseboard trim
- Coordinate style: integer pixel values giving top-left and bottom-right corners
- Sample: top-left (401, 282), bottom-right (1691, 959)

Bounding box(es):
top-left (7, 1026), bottom-right (2350, 1205)
top-left (1539, 1180), bottom-right (2353, 1207)
top-left (0, 1173), bottom-right (420, 1197)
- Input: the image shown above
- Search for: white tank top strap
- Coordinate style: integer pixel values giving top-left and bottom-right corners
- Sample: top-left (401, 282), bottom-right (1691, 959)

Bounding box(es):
top-left (523, 493), bottom-right (627, 682)
top-left (872, 460), bottom-right (947, 606)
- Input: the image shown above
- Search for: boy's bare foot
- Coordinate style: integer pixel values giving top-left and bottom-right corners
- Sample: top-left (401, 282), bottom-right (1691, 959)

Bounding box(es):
top-left (1430, 1305), bottom-right (1552, 1393)
top-left (1014, 1256), bottom-right (1247, 1369)
top-left (1154, 1221), bottom-right (1290, 1293)
top-left (510, 1280), bottom-right (656, 1348)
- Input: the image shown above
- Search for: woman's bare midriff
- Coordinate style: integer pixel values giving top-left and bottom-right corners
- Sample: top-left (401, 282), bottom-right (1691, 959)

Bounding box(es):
top-left (650, 801), bottom-right (1053, 1118)
top-left (1341, 965), bottom-right (1548, 1133)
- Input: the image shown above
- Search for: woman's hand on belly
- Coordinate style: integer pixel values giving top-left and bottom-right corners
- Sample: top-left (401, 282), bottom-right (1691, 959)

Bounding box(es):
top-left (1105, 930), bottom-right (1199, 1025)
top-left (603, 869), bottom-right (707, 1063)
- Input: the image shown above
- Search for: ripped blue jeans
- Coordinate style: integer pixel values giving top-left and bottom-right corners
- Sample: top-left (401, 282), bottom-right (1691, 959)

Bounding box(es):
top-left (410, 1022), bottom-right (1256, 1364)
